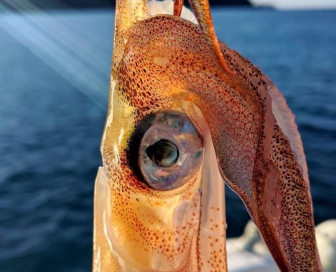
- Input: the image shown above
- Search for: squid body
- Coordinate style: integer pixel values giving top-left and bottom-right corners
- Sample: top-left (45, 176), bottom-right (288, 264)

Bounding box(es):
top-left (92, 0), bottom-right (322, 271)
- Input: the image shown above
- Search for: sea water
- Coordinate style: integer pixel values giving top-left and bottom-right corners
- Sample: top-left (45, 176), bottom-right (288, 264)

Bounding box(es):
top-left (0, 8), bottom-right (335, 272)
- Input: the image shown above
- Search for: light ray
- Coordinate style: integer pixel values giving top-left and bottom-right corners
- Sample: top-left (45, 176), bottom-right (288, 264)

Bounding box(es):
top-left (0, 0), bottom-right (114, 109)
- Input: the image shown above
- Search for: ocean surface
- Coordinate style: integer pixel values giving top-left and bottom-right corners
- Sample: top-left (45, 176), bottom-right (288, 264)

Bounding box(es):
top-left (0, 7), bottom-right (335, 272)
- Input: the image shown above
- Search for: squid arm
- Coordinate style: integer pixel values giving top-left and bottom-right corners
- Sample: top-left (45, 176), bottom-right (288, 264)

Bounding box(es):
top-left (176, 0), bottom-right (322, 270)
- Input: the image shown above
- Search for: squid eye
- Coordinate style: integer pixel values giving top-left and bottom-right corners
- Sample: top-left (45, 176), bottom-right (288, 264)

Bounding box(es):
top-left (146, 139), bottom-right (179, 168)
top-left (131, 110), bottom-right (204, 191)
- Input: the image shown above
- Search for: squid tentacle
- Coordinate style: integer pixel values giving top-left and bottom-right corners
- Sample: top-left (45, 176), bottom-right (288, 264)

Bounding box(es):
top-left (187, 0), bottom-right (236, 75)
top-left (173, 0), bottom-right (184, 16)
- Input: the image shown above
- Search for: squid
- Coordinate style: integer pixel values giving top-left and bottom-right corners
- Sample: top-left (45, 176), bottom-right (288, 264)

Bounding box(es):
top-left (92, 0), bottom-right (322, 271)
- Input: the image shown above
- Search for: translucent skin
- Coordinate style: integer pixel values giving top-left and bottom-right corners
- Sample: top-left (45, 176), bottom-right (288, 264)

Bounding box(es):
top-left (93, 0), bottom-right (322, 271)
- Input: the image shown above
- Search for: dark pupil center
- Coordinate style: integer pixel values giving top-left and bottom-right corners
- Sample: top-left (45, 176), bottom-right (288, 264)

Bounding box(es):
top-left (146, 139), bottom-right (179, 167)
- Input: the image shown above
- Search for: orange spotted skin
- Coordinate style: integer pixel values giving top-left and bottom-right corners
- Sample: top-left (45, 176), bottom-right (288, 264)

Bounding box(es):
top-left (93, 0), bottom-right (322, 271)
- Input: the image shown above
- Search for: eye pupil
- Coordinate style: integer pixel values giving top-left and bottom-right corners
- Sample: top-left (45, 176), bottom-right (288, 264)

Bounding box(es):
top-left (146, 139), bottom-right (179, 167)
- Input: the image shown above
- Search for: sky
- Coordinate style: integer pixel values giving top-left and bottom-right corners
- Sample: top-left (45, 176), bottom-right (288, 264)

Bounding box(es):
top-left (249, 0), bottom-right (336, 9)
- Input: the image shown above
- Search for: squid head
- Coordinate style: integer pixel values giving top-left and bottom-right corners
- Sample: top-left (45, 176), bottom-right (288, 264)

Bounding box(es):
top-left (93, 0), bottom-right (322, 271)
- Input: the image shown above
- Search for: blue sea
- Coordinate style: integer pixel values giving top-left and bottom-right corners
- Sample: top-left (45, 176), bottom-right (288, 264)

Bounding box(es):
top-left (0, 7), bottom-right (335, 272)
